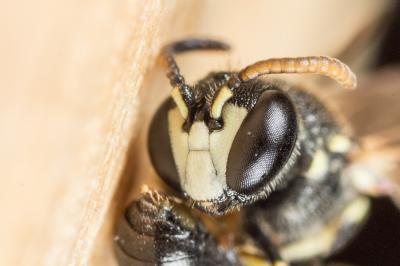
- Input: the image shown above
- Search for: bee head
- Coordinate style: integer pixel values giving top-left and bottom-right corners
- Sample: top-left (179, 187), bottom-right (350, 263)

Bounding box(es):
top-left (148, 39), bottom-right (356, 215)
top-left (149, 73), bottom-right (298, 214)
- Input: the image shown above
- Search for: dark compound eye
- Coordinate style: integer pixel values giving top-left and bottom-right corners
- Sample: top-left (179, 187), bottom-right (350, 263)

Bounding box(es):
top-left (148, 98), bottom-right (181, 191)
top-left (226, 90), bottom-right (298, 194)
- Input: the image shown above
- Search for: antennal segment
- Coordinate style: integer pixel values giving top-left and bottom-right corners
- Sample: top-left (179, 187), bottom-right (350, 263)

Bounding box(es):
top-left (239, 56), bottom-right (357, 89)
top-left (160, 39), bottom-right (230, 87)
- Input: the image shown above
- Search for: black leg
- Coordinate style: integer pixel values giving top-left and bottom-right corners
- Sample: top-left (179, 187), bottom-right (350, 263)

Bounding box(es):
top-left (114, 190), bottom-right (243, 266)
top-left (244, 211), bottom-right (289, 266)
top-left (160, 38), bottom-right (230, 87)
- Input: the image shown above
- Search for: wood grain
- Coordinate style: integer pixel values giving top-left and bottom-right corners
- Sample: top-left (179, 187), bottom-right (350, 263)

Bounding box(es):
top-left (0, 0), bottom-right (198, 265)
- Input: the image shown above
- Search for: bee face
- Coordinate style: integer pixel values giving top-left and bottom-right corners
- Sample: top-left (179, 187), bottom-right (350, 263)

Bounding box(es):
top-left (149, 39), bottom-right (356, 214)
top-left (149, 75), bottom-right (299, 214)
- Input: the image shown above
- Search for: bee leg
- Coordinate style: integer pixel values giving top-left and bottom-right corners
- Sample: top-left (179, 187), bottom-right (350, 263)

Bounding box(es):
top-left (114, 190), bottom-right (243, 266)
top-left (245, 219), bottom-right (289, 266)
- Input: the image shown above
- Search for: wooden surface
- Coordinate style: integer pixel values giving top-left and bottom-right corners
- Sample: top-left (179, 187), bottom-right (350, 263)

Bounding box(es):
top-left (0, 1), bottom-right (198, 265)
top-left (0, 0), bottom-right (392, 265)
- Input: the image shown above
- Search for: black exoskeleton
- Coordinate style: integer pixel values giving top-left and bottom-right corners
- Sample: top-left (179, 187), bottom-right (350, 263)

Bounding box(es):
top-left (114, 39), bottom-right (369, 266)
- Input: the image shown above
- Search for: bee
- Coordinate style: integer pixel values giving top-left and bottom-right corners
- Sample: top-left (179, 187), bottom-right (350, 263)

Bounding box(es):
top-left (113, 38), bottom-right (400, 266)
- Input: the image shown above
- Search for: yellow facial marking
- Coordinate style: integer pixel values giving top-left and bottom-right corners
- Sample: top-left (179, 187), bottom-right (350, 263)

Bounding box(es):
top-left (171, 86), bottom-right (189, 119)
top-left (168, 108), bottom-right (189, 181)
top-left (211, 86), bottom-right (233, 119)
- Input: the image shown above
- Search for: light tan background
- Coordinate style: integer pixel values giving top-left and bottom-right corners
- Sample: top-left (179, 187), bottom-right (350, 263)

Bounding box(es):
top-left (0, 0), bottom-right (392, 265)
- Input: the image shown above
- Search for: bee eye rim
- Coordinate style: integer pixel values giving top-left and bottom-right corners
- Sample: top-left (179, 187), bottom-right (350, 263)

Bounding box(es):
top-left (148, 97), bottom-right (183, 192)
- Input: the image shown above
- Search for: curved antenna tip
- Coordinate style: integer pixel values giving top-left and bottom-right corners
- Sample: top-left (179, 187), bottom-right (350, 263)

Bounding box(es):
top-left (239, 56), bottom-right (357, 90)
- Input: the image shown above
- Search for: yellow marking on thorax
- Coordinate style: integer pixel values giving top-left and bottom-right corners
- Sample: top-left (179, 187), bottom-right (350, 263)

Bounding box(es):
top-left (304, 149), bottom-right (329, 181)
top-left (328, 134), bottom-right (352, 153)
top-left (241, 255), bottom-right (288, 266)
top-left (280, 196), bottom-right (370, 261)
top-left (241, 254), bottom-right (272, 266)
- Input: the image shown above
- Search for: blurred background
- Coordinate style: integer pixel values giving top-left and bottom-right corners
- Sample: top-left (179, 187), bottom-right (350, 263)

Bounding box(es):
top-left (0, 0), bottom-right (399, 265)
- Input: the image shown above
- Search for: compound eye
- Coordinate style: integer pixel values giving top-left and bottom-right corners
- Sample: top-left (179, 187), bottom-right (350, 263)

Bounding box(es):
top-left (226, 90), bottom-right (297, 194)
top-left (148, 98), bottom-right (181, 191)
